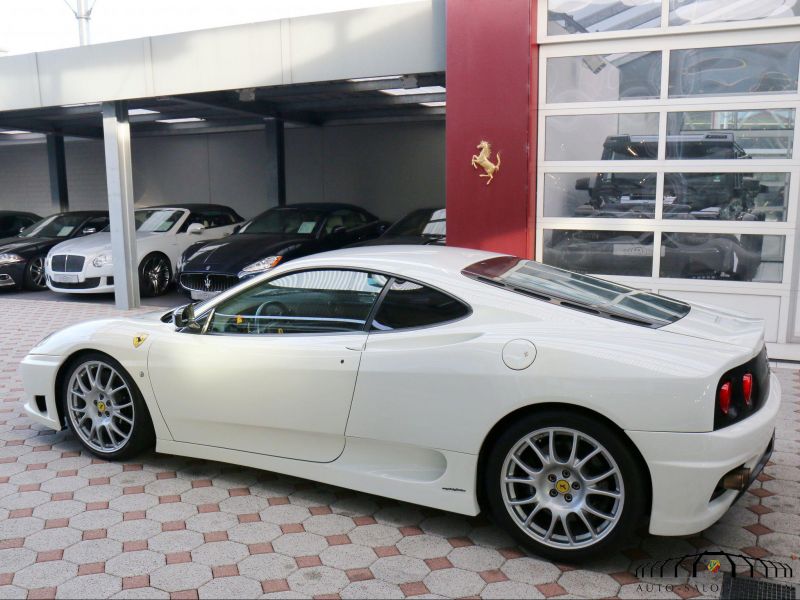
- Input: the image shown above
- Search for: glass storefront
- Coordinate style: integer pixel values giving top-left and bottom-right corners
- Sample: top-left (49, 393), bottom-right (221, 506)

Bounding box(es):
top-left (538, 1), bottom-right (800, 344)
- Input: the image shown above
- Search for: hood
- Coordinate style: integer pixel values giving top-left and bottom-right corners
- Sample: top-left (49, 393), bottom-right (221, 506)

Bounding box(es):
top-left (182, 233), bottom-right (307, 272)
top-left (0, 236), bottom-right (60, 256)
top-left (49, 231), bottom-right (163, 257)
top-left (660, 303), bottom-right (765, 352)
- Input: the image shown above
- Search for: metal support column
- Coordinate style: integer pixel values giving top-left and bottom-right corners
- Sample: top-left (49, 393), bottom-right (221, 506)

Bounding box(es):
top-left (101, 101), bottom-right (140, 309)
top-left (264, 118), bottom-right (286, 207)
top-left (46, 133), bottom-right (69, 212)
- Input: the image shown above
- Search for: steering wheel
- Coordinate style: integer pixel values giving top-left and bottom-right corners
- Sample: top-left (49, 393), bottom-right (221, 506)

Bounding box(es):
top-left (252, 301), bottom-right (289, 334)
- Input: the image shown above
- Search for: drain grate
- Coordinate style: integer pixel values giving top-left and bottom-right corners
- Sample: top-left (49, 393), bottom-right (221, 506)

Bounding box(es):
top-left (721, 574), bottom-right (798, 600)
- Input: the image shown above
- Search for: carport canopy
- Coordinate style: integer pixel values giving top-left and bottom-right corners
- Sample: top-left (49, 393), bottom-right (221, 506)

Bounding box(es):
top-left (0, 0), bottom-right (445, 308)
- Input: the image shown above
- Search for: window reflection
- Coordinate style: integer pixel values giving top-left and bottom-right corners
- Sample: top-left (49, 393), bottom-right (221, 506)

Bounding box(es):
top-left (669, 0), bottom-right (800, 26)
top-left (545, 113), bottom-right (659, 161)
top-left (667, 110), bottom-right (795, 159)
top-left (547, 0), bottom-right (662, 35)
top-left (669, 43), bottom-right (800, 97)
top-left (544, 172), bottom-right (657, 218)
top-left (663, 173), bottom-right (789, 222)
top-left (660, 233), bottom-right (784, 282)
top-left (546, 52), bottom-right (661, 103)
top-left (543, 230), bottom-right (654, 276)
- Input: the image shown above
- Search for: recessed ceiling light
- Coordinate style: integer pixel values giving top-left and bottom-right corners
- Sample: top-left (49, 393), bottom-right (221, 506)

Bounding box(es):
top-left (420, 101), bottom-right (446, 107)
top-left (381, 86), bottom-right (445, 96)
top-left (0, 130), bottom-right (30, 134)
top-left (155, 117), bottom-right (206, 124)
top-left (129, 108), bottom-right (159, 116)
top-left (348, 75), bottom-right (403, 82)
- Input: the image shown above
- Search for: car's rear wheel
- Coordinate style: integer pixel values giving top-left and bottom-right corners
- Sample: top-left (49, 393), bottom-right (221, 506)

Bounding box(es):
top-left (139, 253), bottom-right (172, 297)
top-left (23, 256), bottom-right (47, 290)
top-left (483, 410), bottom-right (644, 562)
top-left (62, 353), bottom-right (155, 460)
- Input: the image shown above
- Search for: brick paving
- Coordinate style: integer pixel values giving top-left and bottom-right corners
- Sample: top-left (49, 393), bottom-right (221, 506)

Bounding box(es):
top-left (0, 295), bottom-right (798, 599)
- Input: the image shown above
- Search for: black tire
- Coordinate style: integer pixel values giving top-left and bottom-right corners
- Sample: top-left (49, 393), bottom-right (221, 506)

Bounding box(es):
top-left (61, 352), bottom-right (155, 460)
top-left (139, 253), bottom-right (172, 297)
top-left (483, 409), bottom-right (645, 562)
top-left (23, 256), bottom-right (47, 291)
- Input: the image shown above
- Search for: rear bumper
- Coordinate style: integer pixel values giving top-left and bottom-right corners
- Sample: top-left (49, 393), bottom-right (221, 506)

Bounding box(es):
top-left (628, 373), bottom-right (780, 536)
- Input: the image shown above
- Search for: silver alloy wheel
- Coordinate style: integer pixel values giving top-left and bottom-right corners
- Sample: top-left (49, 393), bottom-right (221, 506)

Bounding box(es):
top-left (142, 255), bottom-right (170, 295)
top-left (66, 360), bottom-right (135, 454)
top-left (501, 427), bottom-right (624, 550)
top-left (29, 256), bottom-right (46, 288)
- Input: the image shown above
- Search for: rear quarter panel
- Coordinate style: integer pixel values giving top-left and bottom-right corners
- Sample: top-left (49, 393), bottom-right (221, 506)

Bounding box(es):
top-left (346, 284), bottom-right (753, 455)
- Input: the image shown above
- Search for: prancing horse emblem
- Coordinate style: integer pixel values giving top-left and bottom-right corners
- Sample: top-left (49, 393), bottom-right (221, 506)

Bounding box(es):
top-left (204, 275), bottom-right (212, 290)
top-left (471, 140), bottom-right (501, 185)
top-left (133, 334), bottom-right (148, 348)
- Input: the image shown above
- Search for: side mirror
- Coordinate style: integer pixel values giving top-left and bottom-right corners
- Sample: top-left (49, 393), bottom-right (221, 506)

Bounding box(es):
top-left (81, 227), bottom-right (97, 235)
top-left (173, 303), bottom-right (198, 329)
top-left (187, 223), bottom-right (206, 235)
top-left (575, 177), bottom-right (591, 191)
top-left (232, 224), bottom-right (242, 234)
top-left (331, 225), bottom-right (346, 236)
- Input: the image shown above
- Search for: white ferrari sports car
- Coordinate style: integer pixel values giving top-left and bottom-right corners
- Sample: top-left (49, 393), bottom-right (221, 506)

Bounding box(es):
top-left (21, 246), bottom-right (779, 560)
top-left (45, 204), bottom-right (242, 297)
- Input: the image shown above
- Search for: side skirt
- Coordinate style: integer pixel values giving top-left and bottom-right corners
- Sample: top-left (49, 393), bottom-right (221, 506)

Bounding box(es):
top-left (157, 436), bottom-right (481, 516)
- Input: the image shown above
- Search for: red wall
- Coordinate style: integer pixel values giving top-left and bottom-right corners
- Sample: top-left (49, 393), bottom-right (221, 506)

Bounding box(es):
top-left (446, 0), bottom-right (536, 257)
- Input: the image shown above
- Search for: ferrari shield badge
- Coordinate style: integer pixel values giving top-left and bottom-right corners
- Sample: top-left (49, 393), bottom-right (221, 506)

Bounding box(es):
top-left (133, 334), bottom-right (148, 348)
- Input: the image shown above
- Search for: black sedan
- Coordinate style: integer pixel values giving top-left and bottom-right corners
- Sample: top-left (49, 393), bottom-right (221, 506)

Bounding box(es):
top-left (0, 211), bottom-right (109, 291)
top-left (349, 207), bottom-right (445, 247)
top-left (178, 203), bottom-right (386, 300)
top-left (0, 211), bottom-right (40, 238)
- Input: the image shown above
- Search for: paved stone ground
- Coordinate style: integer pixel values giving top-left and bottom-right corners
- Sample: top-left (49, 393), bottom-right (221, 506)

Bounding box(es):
top-left (0, 296), bottom-right (798, 599)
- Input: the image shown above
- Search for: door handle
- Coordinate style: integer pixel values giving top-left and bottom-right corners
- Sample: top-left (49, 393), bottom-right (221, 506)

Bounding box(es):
top-left (345, 343), bottom-right (365, 351)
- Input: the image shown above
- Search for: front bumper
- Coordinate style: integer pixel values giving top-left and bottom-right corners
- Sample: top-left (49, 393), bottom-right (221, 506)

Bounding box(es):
top-left (46, 273), bottom-right (115, 294)
top-left (20, 353), bottom-right (64, 431)
top-left (0, 263), bottom-right (25, 288)
top-left (628, 372), bottom-right (781, 536)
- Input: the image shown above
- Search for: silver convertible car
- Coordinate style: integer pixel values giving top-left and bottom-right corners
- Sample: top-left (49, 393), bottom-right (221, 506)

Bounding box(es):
top-left (21, 246), bottom-right (779, 561)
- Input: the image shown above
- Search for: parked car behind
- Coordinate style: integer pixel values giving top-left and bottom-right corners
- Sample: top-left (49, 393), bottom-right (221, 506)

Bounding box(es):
top-left (0, 211), bottom-right (40, 238)
top-left (349, 207), bottom-right (446, 247)
top-left (0, 211), bottom-right (109, 291)
top-left (46, 204), bottom-right (242, 297)
top-left (178, 203), bottom-right (386, 300)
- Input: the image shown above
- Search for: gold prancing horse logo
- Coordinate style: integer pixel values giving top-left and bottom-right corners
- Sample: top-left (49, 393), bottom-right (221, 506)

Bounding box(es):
top-left (471, 140), bottom-right (501, 185)
top-left (133, 334), bottom-right (148, 348)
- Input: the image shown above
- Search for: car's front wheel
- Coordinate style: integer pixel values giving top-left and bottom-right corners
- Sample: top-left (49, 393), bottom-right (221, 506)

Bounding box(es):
top-left (62, 353), bottom-right (155, 460)
top-left (483, 410), bottom-right (645, 562)
top-left (139, 253), bottom-right (172, 297)
top-left (23, 256), bottom-right (47, 290)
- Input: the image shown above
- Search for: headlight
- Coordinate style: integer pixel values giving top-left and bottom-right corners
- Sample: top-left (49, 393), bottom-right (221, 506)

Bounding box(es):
top-left (92, 254), bottom-right (113, 268)
top-left (238, 255), bottom-right (282, 278)
top-left (0, 253), bottom-right (23, 265)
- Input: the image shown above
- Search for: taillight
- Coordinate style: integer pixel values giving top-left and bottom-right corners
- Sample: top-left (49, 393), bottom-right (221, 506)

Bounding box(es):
top-left (719, 382), bottom-right (731, 415)
top-left (742, 373), bottom-right (753, 406)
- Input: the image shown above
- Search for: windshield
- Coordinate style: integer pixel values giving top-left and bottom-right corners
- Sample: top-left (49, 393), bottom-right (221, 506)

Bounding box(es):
top-left (135, 209), bottom-right (184, 232)
top-left (463, 256), bottom-right (690, 328)
top-left (385, 208), bottom-right (446, 238)
top-left (239, 208), bottom-right (326, 235)
top-left (19, 214), bottom-right (88, 238)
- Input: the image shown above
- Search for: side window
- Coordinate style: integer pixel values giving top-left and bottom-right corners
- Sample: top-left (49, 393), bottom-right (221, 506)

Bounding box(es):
top-left (81, 216), bottom-right (109, 234)
top-left (371, 280), bottom-right (470, 331)
top-left (209, 269), bottom-right (388, 335)
top-left (325, 209), bottom-right (366, 234)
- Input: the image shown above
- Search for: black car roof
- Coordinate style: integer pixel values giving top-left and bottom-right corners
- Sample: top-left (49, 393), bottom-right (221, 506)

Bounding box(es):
top-left (45, 210), bottom-right (109, 217)
top-left (0, 210), bottom-right (40, 216)
top-left (268, 203), bottom-right (373, 213)
top-left (141, 204), bottom-right (238, 212)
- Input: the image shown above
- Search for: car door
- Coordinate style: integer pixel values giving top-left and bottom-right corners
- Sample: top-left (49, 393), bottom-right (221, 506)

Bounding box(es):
top-left (148, 268), bottom-right (388, 462)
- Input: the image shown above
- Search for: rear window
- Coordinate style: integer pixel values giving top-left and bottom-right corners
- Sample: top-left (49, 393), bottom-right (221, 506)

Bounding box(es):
top-left (463, 256), bottom-right (690, 328)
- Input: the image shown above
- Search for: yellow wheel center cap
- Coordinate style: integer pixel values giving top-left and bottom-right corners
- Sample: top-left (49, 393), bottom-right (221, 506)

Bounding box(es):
top-left (97, 402), bottom-right (106, 413)
top-left (555, 480), bottom-right (570, 494)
